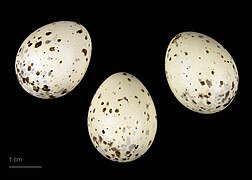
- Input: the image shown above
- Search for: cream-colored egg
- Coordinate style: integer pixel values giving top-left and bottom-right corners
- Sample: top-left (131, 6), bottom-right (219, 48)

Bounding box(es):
top-left (165, 31), bottom-right (239, 114)
top-left (15, 21), bottom-right (92, 99)
top-left (87, 72), bottom-right (157, 162)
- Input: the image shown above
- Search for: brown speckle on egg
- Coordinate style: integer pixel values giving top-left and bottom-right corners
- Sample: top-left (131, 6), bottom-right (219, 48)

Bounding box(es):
top-left (35, 41), bottom-right (42, 48)
top-left (42, 85), bottom-right (50, 91)
top-left (49, 47), bottom-right (55, 51)
top-left (76, 29), bottom-right (83, 34)
top-left (33, 86), bottom-right (39, 92)
top-left (28, 42), bottom-right (32, 47)
top-left (199, 79), bottom-right (205, 85)
top-left (82, 48), bottom-right (87, 56)
top-left (45, 31), bottom-right (52, 36)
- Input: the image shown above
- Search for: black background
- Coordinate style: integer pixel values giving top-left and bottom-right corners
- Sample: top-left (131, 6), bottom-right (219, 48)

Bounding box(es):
top-left (5, 1), bottom-right (250, 177)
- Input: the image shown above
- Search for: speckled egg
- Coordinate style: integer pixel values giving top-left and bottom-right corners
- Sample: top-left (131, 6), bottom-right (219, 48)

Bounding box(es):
top-left (15, 21), bottom-right (92, 99)
top-left (87, 72), bottom-right (157, 162)
top-left (165, 31), bottom-right (239, 114)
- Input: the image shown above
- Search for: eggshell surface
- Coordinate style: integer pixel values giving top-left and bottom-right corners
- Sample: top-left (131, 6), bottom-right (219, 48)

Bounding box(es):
top-left (87, 72), bottom-right (157, 162)
top-left (15, 21), bottom-right (92, 99)
top-left (165, 31), bottom-right (239, 114)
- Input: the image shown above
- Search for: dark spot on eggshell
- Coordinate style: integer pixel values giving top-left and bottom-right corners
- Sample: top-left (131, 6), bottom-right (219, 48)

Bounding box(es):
top-left (231, 81), bottom-right (235, 90)
top-left (199, 79), bottom-right (205, 85)
top-left (99, 136), bottom-right (103, 143)
top-left (27, 66), bottom-right (31, 71)
top-left (22, 76), bottom-right (29, 83)
top-left (232, 64), bottom-right (236, 70)
top-left (49, 47), bottom-right (55, 51)
top-left (199, 94), bottom-right (203, 99)
top-left (33, 86), bottom-right (39, 92)
top-left (93, 136), bottom-right (97, 142)
top-left (204, 94), bottom-right (209, 98)
top-left (42, 85), bottom-right (50, 91)
top-left (108, 141), bottom-right (113, 147)
top-left (28, 42), bottom-right (32, 47)
top-left (48, 95), bottom-right (55, 99)
top-left (35, 41), bottom-right (42, 48)
top-left (117, 97), bottom-right (129, 102)
top-left (77, 29), bottom-right (83, 33)
top-left (60, 89), bottom-right (67, 95)
top-left (181, 92), bottom-right (189, 101)
top-left (45, 31), bottom-right (52, 36)
top-left (82, 48), bottom-right (87, 56)
top-left (200, 106), bottom-right (206, 110)
top-left (48, 70), bottom-right (53, 76)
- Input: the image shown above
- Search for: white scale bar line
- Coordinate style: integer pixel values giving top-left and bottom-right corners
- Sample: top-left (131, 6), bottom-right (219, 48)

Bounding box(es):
top-left (9, 165), bottom-right (42, 168)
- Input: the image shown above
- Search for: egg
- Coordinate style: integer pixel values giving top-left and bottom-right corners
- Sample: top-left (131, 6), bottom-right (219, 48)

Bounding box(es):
top-left (15, 21), bottom-right (92, 99)
top-left (87, 72), bottom-right (157, 162)
top-left (165, 31), bottom-right (239, 114)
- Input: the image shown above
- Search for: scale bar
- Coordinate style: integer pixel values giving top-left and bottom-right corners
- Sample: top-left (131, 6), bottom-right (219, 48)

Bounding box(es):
top-left (9, 165), bottom-right (42, 169)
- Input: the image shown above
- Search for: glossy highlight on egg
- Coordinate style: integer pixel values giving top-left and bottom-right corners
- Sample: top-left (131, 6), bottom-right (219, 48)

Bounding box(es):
top-left (15, 21), bottom-right (92, 99)
top-left (165, 31), bottom-right (239, 114)
top-left (87, 72), bottom-right (157, 162)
